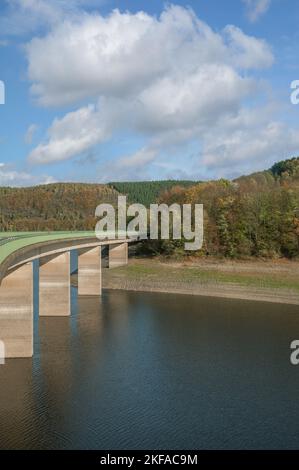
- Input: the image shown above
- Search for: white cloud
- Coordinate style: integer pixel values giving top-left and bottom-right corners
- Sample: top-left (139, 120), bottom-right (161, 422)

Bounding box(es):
top-left (113, 148), bottom-right (157, 169)
top-left (242, 0), bottom-right (272, 23)
top-left (224, 25), bottom-right (273, 69)
top-left (0, 0), bottom-right (101, 36)
top-left (25, 6), bottom-right (273, 106)
top-left (28, 104), bottom-right (108, 164)
top-left (0, 162), bottom-right (55, 186)
top-left (25, 123), bottom-right (38, 144)
top-left (26, 5), bottom-right (275, 170)
top-left (199, 105), bottom-right (299, 178)
top-left (101, 147), bottom-right (157, 182)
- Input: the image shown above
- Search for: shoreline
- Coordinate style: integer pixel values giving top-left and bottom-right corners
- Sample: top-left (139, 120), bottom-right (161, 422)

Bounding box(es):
top-left (73, 257), bottom-right (299, 306)
top-left (102, 278), bottom-right (299, 306)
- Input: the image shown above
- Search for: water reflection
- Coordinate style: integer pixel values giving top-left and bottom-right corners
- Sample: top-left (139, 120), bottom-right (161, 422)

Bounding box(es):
top-left (0, 285), bottom-right (299, 449)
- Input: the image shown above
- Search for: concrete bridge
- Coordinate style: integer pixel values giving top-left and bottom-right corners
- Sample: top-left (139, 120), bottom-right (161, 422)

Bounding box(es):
top-left (0, 232), bottom-right (134, 359)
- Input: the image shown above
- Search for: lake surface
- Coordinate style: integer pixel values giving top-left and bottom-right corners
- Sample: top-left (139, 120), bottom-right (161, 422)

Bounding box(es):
top-left (0, 279), bottom-right (299, 449)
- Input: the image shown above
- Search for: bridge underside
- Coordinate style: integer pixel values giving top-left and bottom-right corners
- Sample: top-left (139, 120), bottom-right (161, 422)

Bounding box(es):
top-left (0, 241), bottom-right (128, 358)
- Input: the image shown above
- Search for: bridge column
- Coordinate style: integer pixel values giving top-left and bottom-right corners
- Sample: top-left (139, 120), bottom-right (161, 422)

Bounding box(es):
top-left (0, 263), bottom-right (33, 358)
top-left (39, 252), bottom-right (70, 316)
top-left (78, 246), bottom-right (102, 296)
top-left (109, 242), bottom-right (128, 268)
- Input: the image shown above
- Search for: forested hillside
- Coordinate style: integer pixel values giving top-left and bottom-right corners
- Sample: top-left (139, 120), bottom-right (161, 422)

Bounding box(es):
top-left (0, 183), bottom-right (119, 231)
top-left (108, 180), bottom-right (197, 206)
top-left (1, 158), bottom-right (299, 259)
top-left (144, 157), bottom-right (299, 259)
top-left (0, 180), bottom-right (197, 231)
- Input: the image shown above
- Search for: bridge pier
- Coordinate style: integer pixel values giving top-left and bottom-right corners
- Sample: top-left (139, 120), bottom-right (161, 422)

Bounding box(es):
top-left (39, 252), bottom-right (70, 316)
top-left (0, 263), bottom-right (33, 358)
top-left (78, 246), bottom-right (102, 296)
top-left (109, 242), bottom-right (128, 268)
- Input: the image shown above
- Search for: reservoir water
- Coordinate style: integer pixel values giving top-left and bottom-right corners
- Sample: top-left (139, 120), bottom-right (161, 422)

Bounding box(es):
top-left (0, 279), bottom-right (299, 449)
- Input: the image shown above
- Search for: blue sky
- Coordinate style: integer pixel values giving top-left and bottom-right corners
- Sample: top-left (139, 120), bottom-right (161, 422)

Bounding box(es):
top-left (0, 0), bottom-right (299, 185)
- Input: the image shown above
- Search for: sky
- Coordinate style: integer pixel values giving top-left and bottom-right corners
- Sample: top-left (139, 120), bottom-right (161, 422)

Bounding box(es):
top-left (0, 0), bottom-right (299, 185)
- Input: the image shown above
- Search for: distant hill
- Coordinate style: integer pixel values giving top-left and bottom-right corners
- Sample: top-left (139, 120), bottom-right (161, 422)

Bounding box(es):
top-left (1, 158), bottom-right (299, 255)
top-left (0, 179), bottom-right (198, 231)
top-left (108, 180), bottom-right (198, 207)
top-left (233, 157), bottom-right (299, 192)
top-left (148, 157), bottom-right (299, 259)
top-left (0, 183), bottom-right (119, 231)
top-left (270, 157), bottom-right (299, 179)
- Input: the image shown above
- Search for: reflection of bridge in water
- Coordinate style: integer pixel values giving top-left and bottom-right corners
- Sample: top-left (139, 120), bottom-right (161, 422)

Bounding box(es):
top-left (0, 232), bottom-right (134, 359)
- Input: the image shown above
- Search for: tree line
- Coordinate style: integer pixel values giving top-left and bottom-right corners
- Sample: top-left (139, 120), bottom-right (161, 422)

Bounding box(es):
top-left (1, 158), bottom-right (299, 259)
top-left (143, 158), bottom-right (299, 259)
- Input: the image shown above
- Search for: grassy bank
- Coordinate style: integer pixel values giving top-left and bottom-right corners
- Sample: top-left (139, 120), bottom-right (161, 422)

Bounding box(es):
top-left (101, 257), bottom-right (299, 305)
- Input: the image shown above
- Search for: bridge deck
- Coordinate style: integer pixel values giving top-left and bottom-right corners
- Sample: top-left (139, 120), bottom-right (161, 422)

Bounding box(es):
top-left (0, 231), bottom-right (133, 269)
top-left (0, 232), bottom-right (95, 265)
